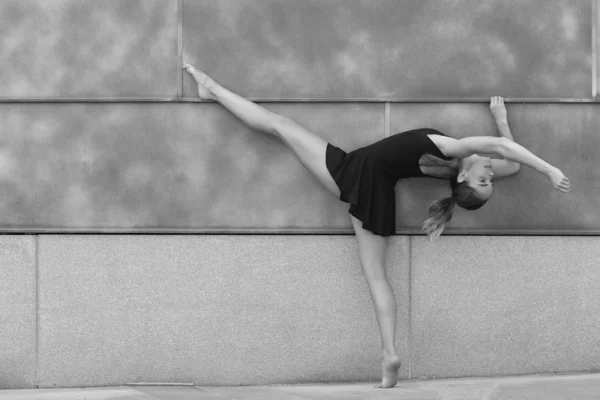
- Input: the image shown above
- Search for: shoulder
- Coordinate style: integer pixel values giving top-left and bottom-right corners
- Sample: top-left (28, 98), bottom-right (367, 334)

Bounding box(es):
top-left (491, 158), bottom-right (521, 179)
top-left (425, 133), bottom-right (457, 158)
top-left (426, 133), bottom-right (455, 147)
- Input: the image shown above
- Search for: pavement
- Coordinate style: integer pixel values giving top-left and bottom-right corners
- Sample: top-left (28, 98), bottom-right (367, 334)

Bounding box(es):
top-left (1, 373), bottom-right (600, 400)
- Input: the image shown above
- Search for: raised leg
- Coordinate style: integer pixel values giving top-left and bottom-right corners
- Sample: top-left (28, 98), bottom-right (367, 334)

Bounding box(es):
top-left (351, 215), bottom-right (401, 389)
top-left (183, 63), bottom-right (340, 197)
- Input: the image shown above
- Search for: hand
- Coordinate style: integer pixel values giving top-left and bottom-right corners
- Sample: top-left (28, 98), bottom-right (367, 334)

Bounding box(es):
top-left (547, 167), bottom-right (571, 193)
top-left (490, 96), bottom-right (507, 124)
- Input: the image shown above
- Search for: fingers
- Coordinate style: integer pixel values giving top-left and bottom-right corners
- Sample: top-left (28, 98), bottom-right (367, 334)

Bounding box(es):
top-left (490, 96), bottom-right (505, 106)
top-left (556, 177), bottom-right (571, 192)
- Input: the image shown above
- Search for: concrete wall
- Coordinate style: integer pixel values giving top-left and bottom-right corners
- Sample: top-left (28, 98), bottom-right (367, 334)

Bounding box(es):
top-left (2, 234), bottom-right (599, 389)
top-left (0, 0), bottom-right (596, 234)
top-left (0, 236), bottom-right (36, 388)
top-left (1, 0), bottom-right (599, 390)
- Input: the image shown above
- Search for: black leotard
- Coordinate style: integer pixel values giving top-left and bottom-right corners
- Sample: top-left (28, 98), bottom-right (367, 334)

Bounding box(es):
top-left (325, 128), bottom-right (451, 236)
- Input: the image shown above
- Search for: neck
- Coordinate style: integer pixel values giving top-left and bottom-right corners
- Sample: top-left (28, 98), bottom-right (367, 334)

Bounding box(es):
top-left (459, 154), bottom-right (480, 170)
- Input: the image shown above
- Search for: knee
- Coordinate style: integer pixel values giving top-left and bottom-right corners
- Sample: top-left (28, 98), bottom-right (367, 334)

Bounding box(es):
top-left (360, 264), bottom-right (389, 283)
top-left (271, 115), bottom-right (296, 137)
top-left (363, 271), bottom-right (389, 283)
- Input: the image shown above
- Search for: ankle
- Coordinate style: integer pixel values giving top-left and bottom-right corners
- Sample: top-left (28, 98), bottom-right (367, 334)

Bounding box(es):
top-left (383, 350), bottom-right (397, 359)
top-left (208, 83), bottom-right (224, 98)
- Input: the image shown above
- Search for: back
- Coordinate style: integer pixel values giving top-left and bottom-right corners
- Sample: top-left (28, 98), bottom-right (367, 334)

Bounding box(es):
top-left (349, 128), bottom-right (450, 179)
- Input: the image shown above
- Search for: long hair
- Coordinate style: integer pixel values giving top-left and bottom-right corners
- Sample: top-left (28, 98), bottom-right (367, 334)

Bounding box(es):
top-left (422, 178), bottom-right (487, 240)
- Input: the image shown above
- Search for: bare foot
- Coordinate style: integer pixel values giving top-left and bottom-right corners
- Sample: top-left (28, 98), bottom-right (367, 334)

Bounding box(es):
top-left (376, 354), bottom-right (401, 389)
top-left (182, 62), bottom-right (218, 100)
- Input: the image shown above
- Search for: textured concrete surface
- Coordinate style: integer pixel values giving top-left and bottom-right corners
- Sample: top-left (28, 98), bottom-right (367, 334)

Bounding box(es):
top-left (0, 0), bottom-right (593, 100)
top-left (0, 103), bottom-right (382, 231)
top-left (0, 0), bottom-right (179, 98)
top-left (410, 236), bottom-right (600, 378)
top-left (37, 235), bottom-right (409, 387)
top-left (2, 373), bottom-right (600, 399)
top-left (4, 101), bottom-right (600, 234)
top-left (183, 0), bottom-right (591, 99)
top-left (390, 103), bottom-right (597, 233)
top-left (3, 234), bottom-right (600, 388)
top-left (0, 236), bottom-right (36, 389)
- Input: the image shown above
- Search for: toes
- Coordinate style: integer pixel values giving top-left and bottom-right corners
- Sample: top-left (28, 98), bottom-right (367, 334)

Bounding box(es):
top-left (375, 381), bottom-right (395, 389)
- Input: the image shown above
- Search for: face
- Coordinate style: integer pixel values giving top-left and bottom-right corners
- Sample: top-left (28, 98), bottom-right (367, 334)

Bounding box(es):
top-left (457, 156), bottom-right (495, 199)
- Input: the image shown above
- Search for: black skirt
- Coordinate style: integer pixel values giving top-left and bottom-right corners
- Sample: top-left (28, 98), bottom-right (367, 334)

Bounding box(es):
top-left (326, 143), bottom-right (397, 236)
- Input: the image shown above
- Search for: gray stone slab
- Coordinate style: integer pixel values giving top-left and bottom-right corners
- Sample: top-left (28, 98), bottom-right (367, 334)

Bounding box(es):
top-left (410, 236), bottom-right (600, 378)
top-left (0, 387), bottom-right (155, 400)
top-left (0, 236), bottom-right (36, 389)
top-left (0, 0), bottom-right (179, 98)
top-left (0, 103), bottom-right (382, 232)
top-left (37, 235), bottom-right (409, 387)
top-left (183, 0), bottom-right (591, 99)
top-left (135, 385), bottom-right (224, 400)
top-left (2, 374), bottom-right (600, 399)
top-left (492, 378), bottom-right (600, 400)
top-left (199, 373), bottom-right (600, 400)
top-left (390, 103), bottom-right (600, 233)
top-left (597, 0), bottom-right (600, 99)
top-left (0, 386), bottom-right (232, 400)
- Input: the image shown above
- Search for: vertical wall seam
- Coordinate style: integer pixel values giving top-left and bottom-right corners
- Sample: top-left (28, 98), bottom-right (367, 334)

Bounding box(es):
top-left (593, 0), bottom-right (598, 98)
top-left (384, 102), bottom-right (391, 138)
top-left (407, 236), bottom-right (412, 380)
top-left (35, 235), bottom-right (40, 388)
top-left (177, 0), bottom-right (184, 99)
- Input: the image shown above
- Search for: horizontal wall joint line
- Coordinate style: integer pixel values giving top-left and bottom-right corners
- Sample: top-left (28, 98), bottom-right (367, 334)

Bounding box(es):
top-left (2, 229), bottom-right (600, 236)
top-left (0, 98), bottom-right (599, 104)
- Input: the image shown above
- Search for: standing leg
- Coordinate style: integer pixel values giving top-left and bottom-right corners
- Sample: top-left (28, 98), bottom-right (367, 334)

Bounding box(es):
top-left (183, 63), bottom-right (340, 197)
top-left (183, 62), bottom-right (404, 384)
top-left (351, 215), bottom-right (401, 389)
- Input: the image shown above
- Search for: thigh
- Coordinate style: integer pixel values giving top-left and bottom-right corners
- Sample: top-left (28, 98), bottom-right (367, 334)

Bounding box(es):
top-left (274, 117), bottom-right (341, 197)
top-left (351, 215), bottom-right (389, 281)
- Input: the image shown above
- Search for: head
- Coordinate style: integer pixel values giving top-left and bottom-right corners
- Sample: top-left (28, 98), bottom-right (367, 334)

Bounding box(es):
top-left (457, 155), bottom-right (496, 200)
top-left (422, 156), bottom-right (494, 239)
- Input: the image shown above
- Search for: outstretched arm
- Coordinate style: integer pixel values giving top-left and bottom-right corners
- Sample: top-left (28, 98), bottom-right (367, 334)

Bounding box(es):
top-left (440, 136), bottom-right (571, 193)
top-left (488, 97), bottom-right (569, 192)
top-left (489, 96), bottom-right (520, 178)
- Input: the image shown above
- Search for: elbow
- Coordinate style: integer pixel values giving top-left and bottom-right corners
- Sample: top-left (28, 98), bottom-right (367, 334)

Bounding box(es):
top-left (496, 137), bottom-right (512, 158)
top-left (511, 162), bottom-right (521, 175)
top-left (497, 138), bottom-right (521, 175)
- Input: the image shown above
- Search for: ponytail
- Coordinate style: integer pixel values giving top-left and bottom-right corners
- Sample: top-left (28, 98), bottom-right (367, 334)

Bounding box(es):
top-left (422, 197), bottom-right (455, 240)
top-left (422, 179), bottom-right (489, 240)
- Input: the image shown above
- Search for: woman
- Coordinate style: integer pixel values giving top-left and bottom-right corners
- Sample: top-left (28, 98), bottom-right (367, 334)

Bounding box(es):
top-left (182, 63), bottom-right (570, 388)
